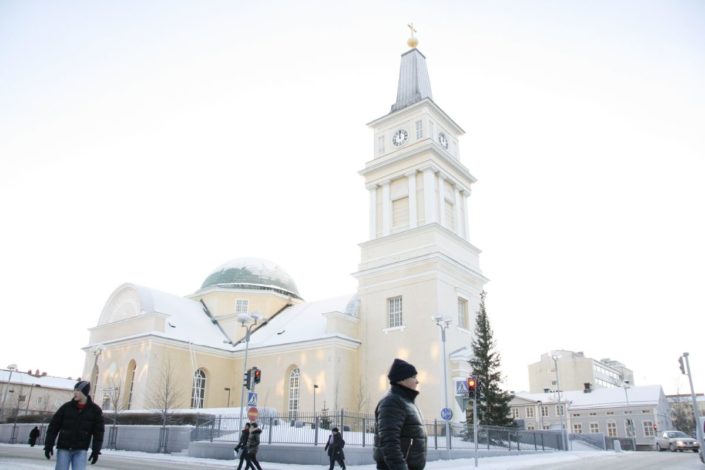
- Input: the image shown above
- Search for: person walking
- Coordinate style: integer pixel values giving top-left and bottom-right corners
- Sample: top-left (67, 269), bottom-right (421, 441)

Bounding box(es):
top-left (373, 358), bottom-right (427, 470)
top-left (324, 427), bottom-right (346, 470)
top-left (244, 422), bottom-right (263, 470)
top-left (44, 381), bottom-right (104, 469)
top-left (28, 426), bottom-right (41, 447)
top-left (234, 422), bottom-right (251, 470)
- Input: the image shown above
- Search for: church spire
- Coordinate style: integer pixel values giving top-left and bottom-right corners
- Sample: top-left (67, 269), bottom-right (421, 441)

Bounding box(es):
top-left (391, 26), bottom-right (432, 113)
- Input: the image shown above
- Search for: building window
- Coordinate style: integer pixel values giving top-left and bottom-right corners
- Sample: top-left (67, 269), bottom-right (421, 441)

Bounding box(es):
top-left (607, 422), bottom-right (617, 437)
top-left (527, 424), bottom-right (535, 431)
top-left (457, 298), bottom-right (468, 329)
top-left (377, 136), bottom-right (385, 155)
top-left (512, 408), bottom-right (520, 419)
top-left (526, 407), bottom-right (535, 418)
top-left (642, 420), bottom-right (655, 437)
top-left (235, 299), bottom-right (249, 314)
top-left (191, 369), bottom-right (206, 409)
top-left (388, 296), bottom-right (403, 328)
top-left (590, 423), bottom-right (600, 433)
top-left (556, 405), bottom-right (564, 416)
top-left (541, 406), bottom-right (549, 417)
top-left (125, 360), bottom-right (136, 410)
top-left (415, 120), bottom-right (423, 139)
top-left (573, 423), bottom-right (583, 434)
top-left (288, 368), bottom-right (300, 420)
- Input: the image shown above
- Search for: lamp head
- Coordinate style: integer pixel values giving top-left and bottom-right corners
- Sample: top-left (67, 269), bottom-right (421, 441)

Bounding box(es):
top-left (7, 364), bottom-right (17, 371)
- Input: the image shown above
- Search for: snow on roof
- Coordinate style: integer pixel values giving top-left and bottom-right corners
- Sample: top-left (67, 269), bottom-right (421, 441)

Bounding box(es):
top-left (131, 284), bottom-right (232, 350)
top-left (0, 369), bottom-right (77, 390)
top-left (241, 294), bottom-right (359, 349)
top-left (515, 384), bottom-right (665, 409)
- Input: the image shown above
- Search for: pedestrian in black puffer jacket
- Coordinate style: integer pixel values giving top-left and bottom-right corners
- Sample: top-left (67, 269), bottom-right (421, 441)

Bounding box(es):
top-left (44, 381), bottom-right (104, 467)
top-left (373, 358), bottom-right (427, 470)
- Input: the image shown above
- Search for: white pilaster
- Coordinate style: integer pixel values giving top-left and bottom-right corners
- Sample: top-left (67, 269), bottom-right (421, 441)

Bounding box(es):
top-left (382, 181), bottom-right (391, 236)
top-left (463, 191), bottom-right (470, 239)
top-left (423, 168), bottom-right (437, 224)
top-left (407, 171), bottom-right (417, 229)
top-left (455, 187), bottom-right (463, 237)
top-left (438, 174), bottom-right (446, 227)
top-left (369, 186), bottom-right (377, 239)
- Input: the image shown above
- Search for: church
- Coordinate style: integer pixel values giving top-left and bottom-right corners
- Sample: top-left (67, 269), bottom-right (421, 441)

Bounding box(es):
top-left (82, 34), bottom-right (488, 424)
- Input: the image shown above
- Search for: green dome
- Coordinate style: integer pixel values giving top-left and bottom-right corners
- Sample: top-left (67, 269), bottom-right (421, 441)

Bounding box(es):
top-left (200, 257), bottom-right (300, 298)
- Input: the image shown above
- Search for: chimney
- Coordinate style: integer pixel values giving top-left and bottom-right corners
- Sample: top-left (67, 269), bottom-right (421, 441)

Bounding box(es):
top-left (41, 372), bottom-right (47, 376)
top-left (584, 382), bottom-right (592, 393)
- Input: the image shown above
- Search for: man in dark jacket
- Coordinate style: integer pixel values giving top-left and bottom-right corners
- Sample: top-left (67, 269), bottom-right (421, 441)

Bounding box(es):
top-left (324, 427), bottom-right (346, 470)
top-left (373, 358), bottom-right (427, 470)
top-left (44, 381), bottom-right (104, 469)
top-left (244, 422), bottom-right (263, 470)
top-left (234, 422), bottom-right (250, 470)
top-left (29, 426), bottom-right (41, 447)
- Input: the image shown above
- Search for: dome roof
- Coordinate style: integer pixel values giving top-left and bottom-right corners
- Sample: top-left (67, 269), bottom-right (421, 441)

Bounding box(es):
top-left (200, 257), bottom-right (300, 298)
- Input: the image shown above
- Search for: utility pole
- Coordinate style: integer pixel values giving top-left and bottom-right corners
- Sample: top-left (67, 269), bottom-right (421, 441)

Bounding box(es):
top-left (680, 353), bottom-right (704, 453)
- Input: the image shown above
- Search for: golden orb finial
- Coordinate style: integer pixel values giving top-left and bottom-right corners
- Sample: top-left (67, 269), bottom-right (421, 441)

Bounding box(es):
top-left (407, 22), bottom-right (418, 49)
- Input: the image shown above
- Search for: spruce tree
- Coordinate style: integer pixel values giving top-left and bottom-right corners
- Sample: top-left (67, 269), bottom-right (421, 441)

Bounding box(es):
top-left (468, 291), bottom-right (514, 426)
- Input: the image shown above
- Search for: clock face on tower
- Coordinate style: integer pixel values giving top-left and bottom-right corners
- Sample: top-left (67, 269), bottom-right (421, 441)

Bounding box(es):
top-left (438, 132), bottom-right (449, 150)
top-left (392, 129), bottom-right (408, 147)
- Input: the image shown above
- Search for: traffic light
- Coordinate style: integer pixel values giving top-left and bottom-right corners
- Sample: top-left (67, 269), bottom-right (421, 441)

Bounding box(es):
top-left (253, 367), bottom-right (262, 384)
top-left (243, 369), bottom-right (252, 389)
top-left (467, 376), bottom-right (477, 398)
top-left (678, 356), bottom-right (686, 375)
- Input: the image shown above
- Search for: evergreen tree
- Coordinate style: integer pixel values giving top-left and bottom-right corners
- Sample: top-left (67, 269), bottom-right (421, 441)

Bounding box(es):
top-left (468, 291), bottom-right (514, 426)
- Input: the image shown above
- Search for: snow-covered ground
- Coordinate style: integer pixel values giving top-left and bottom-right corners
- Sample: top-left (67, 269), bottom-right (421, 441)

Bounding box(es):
top-left (0, 444), bottom-right (609, 469)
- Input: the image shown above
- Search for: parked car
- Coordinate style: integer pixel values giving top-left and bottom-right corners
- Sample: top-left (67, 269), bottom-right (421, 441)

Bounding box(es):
top-left (655, 431), bottom-right (700, 452)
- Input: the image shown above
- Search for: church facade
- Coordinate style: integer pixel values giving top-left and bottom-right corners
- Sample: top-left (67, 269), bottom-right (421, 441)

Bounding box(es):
top-left (82, 39), bottom-right (487, 424)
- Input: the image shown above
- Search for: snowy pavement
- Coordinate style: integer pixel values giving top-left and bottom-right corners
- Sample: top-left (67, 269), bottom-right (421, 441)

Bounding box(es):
top-left (0, 444), bottom-right (609, 469)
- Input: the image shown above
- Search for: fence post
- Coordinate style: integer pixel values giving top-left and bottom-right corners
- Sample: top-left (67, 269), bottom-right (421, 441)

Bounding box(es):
top-left (434, 420), bottom-right (438, 450)
top-left (314, 416), bottom-right (319, 446)
top-left (517, 431), bottom-right (520, 451)
top-left (340, 409), bottom-right (344, 434)
top-left (209, 419), bottom-right (214, 442)
top-left (362, 417), bottom-right (366, 448)
top-left (533, 432), bottom-right (537, 450)
top-left (268, 416), bottom-right (273, 445)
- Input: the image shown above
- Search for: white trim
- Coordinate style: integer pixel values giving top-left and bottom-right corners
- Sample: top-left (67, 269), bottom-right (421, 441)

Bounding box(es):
top-left (423, 168), bottom-right (437, 224)
top-left (369, 186), bottom-right (377, 239)
top-left (383, 326), bottom-right (406, 334)
top-left (382, 181), bottom-right (391, 236)
top-left (438, 174), bottom-right (446, 227)
top-left (407, 172), bottom-right (417, 229)
top-left (455, 187), bottom-right (463, 238)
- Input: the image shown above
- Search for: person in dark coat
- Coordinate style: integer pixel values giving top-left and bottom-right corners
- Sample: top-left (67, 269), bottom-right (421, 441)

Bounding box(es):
top-left (44, 381), bottom-right (104, 469)
top-left (373, 358), bottom-right (427, 470)
top-left (28, 426), bottom-right (41, 447)
top-left (324, 427), bottom-right (346, 470)
top-left (244, 422), bottom-right (263, 470)
top-left (234, 422), bottom-right (251, 470)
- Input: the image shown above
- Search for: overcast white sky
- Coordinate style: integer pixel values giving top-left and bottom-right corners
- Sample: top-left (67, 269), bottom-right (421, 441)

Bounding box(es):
top-left (1, 1), bottom-right (703, 396)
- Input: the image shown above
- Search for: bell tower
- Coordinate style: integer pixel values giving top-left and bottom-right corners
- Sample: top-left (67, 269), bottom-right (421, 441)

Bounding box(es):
top-left (355, 32), bottom-right (487, 420)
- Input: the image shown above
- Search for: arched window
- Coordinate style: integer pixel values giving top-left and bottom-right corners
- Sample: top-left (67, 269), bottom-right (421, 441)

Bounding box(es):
top-left (125, 360), bottom-right (136, 410)
top-left (288, 368), bottom-right (300, 420)
top-left (191, 369), bottom-right (207, 408)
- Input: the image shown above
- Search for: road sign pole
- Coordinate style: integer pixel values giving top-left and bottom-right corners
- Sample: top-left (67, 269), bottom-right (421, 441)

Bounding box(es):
top-left (473, 394), bottom-right (478, 467)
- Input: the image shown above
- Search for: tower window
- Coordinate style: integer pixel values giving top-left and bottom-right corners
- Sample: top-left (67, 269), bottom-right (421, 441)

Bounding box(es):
top-left (457, 298), bottom-right (468, 329)
top-left (377, 136), bottom-right (385, 155)
top-left (387, 296), bottom-right (403, 328)
top-left (415, 120), bottom-right (423, 139)
top-left (235, 299), bottom-right (249, 314)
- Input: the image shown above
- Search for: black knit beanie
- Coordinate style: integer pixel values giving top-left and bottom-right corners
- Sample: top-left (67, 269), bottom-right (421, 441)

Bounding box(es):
top-left (74, 381), bottom-right (91, 396)
top-left (387, 358), bottom-right (418, 383)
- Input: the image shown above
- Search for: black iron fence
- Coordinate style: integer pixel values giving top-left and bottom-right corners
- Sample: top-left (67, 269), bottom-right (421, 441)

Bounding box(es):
top-left (190, 410), bottom-right (562, 451)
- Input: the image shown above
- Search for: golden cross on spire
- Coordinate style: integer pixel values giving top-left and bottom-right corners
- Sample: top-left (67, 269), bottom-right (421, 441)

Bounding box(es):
top-left (407, 23), bottom-right (418, 48)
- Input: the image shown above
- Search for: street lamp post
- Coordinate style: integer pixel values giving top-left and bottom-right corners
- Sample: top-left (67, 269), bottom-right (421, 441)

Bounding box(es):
top-left (622, 381), bottom-right (637, 451)
top-left (551, 355), bottom-right (568, 450)
top-left (235, 313), bottom-right (266, 428)
top-left (224, 387), bottom-right (231, 408)
top-left (433, 316), bottom-right (452, 452)
top-left (313, 384), bottom-right (319, 445)
top-left (1, 364), bottom-right (18, 420)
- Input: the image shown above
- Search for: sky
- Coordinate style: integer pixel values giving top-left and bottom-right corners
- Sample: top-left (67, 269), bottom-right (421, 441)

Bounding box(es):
top-left (0, 1), bottom-right (704, 396)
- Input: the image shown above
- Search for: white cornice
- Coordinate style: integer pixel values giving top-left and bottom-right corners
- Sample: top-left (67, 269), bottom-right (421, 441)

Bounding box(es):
top-left (360, 141), bottom-right (476, 186)
top-left (367, 98), bottom-right (465, 135)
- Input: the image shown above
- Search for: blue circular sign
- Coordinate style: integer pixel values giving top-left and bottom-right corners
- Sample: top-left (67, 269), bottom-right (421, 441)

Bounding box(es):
top-left (441, 407), bottom-right (453, 421)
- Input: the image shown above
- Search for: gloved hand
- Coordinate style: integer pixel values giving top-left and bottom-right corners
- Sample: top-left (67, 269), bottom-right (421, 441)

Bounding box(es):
top-left (44, 447), bottom-right (53, 459)
top-left (89, 450), bottom-right (100, 465)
